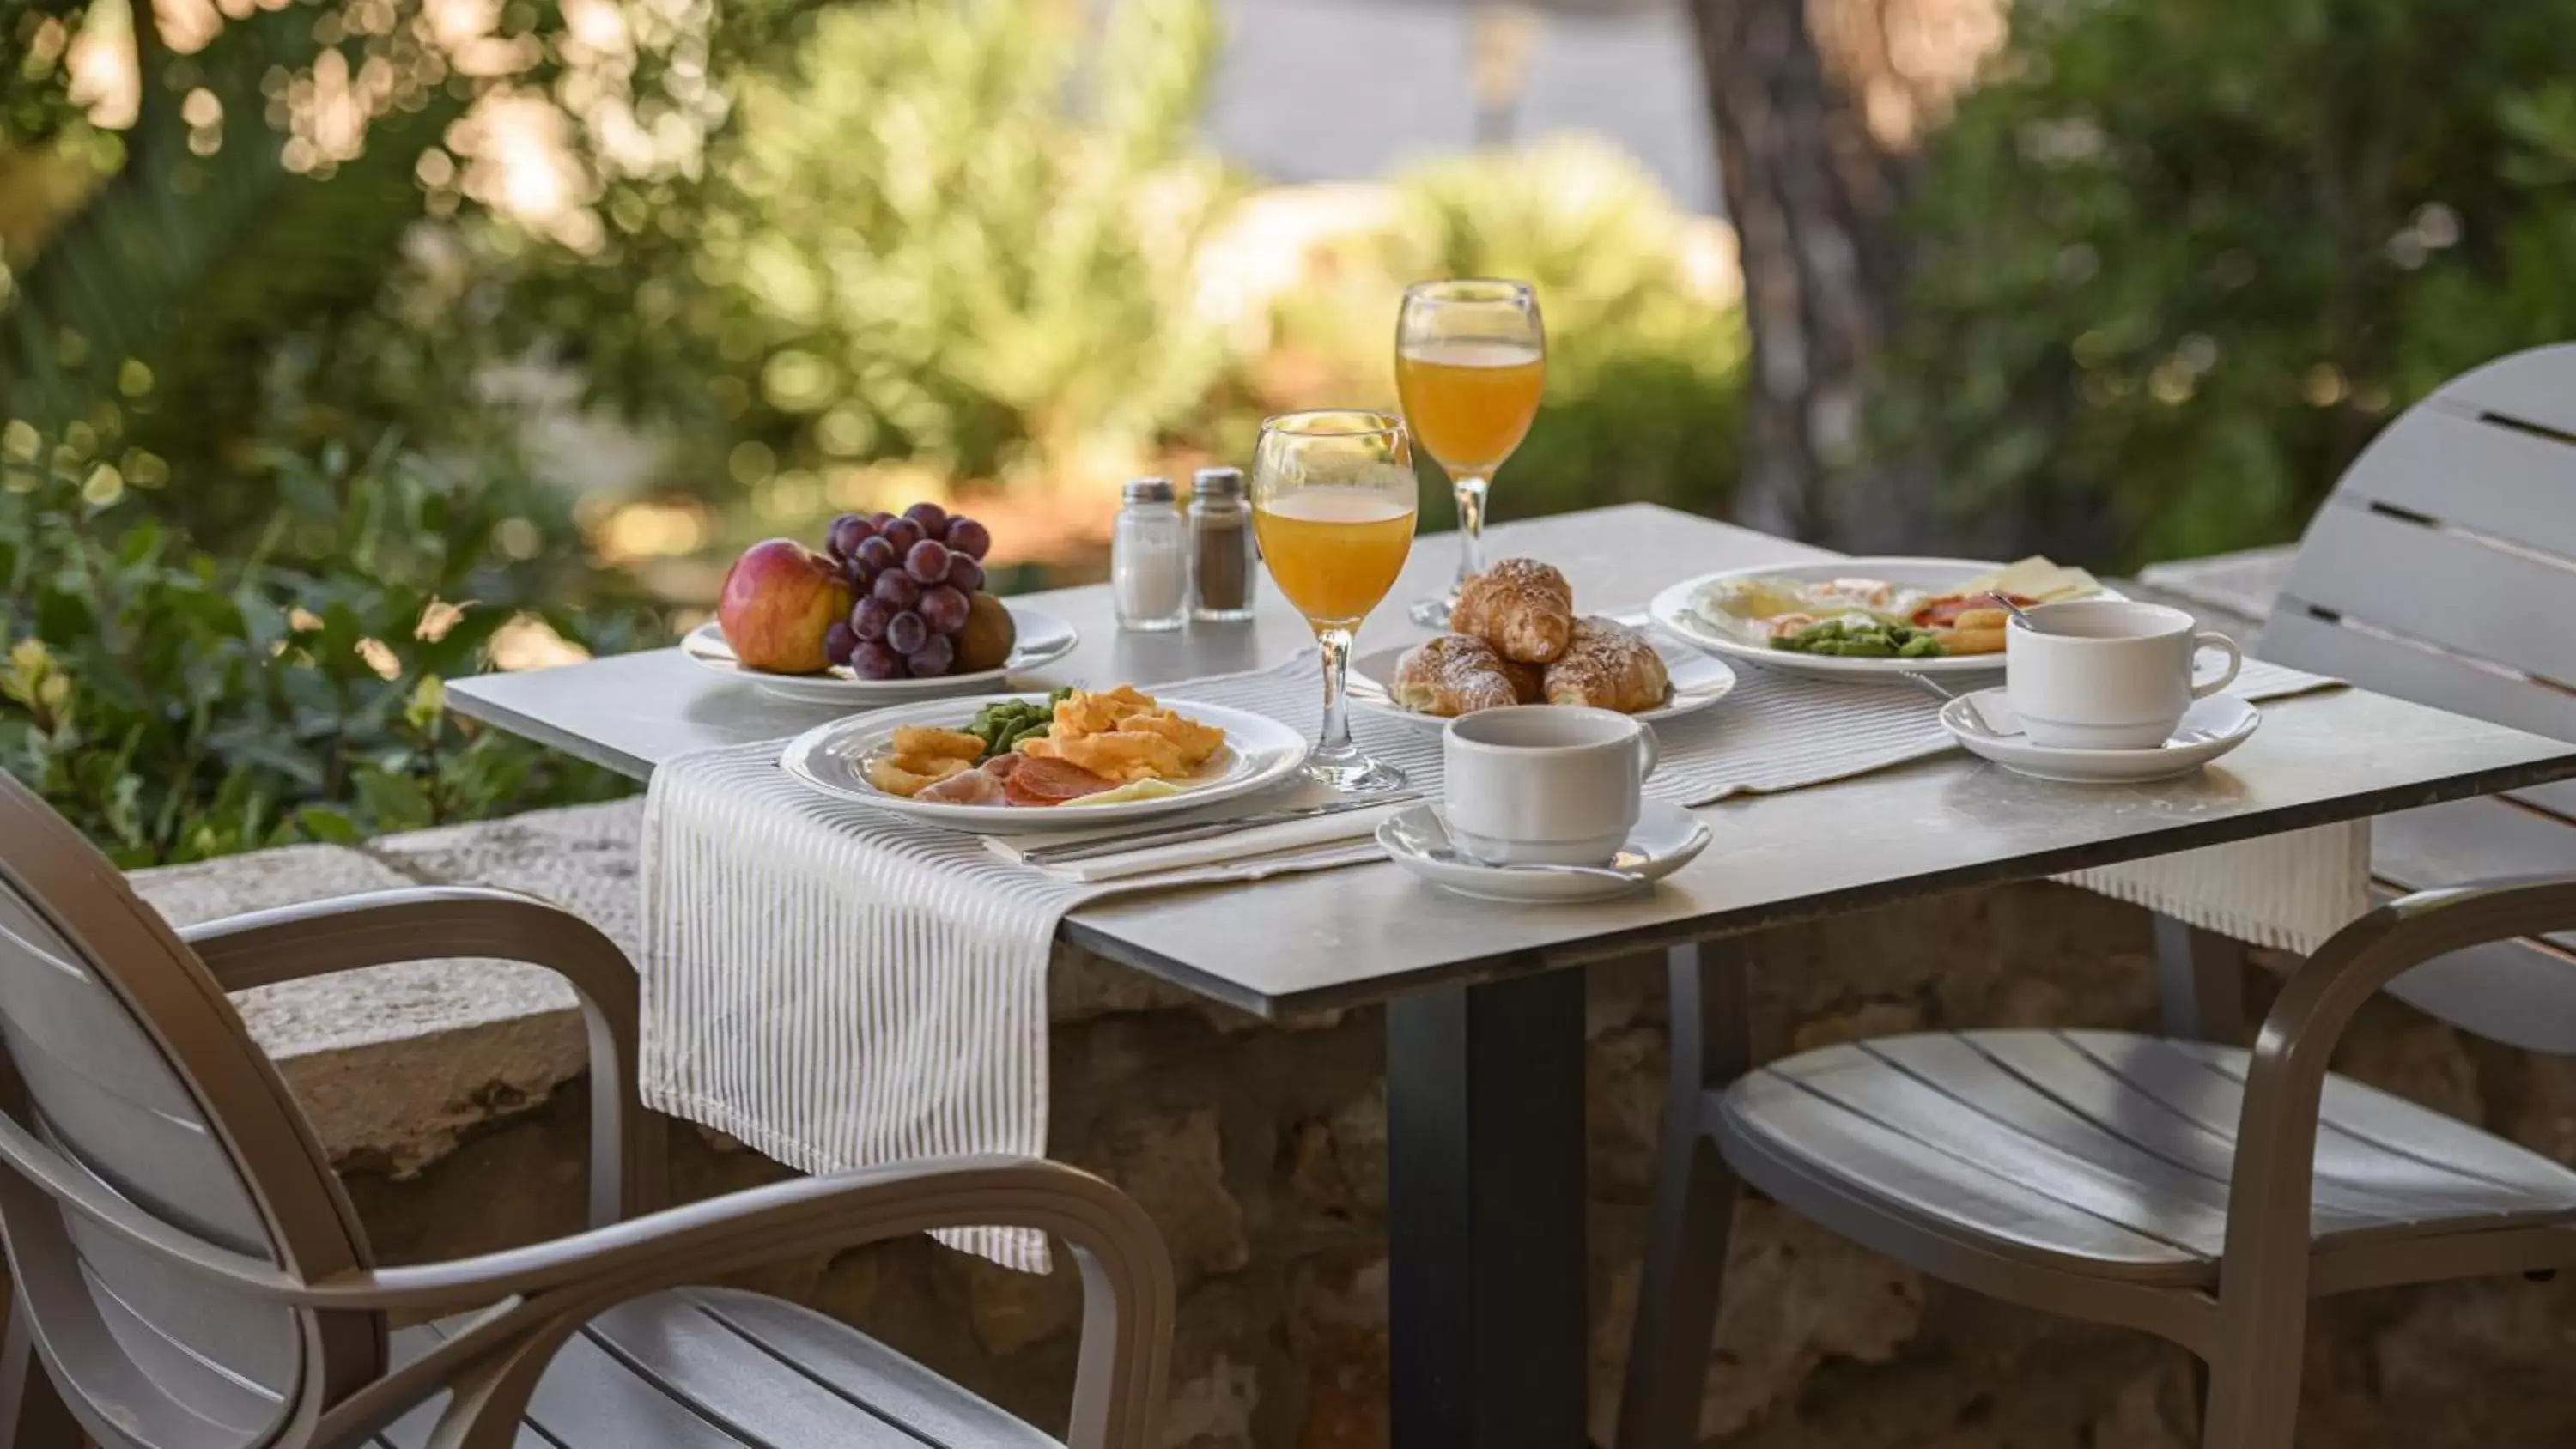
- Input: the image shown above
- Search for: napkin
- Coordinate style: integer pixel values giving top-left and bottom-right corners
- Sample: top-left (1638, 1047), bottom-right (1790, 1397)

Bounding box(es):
top-left (982, 781), bottom-right (1409, 883)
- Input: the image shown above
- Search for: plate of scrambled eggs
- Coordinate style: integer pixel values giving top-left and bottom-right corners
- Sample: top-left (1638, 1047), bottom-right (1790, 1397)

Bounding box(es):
top-left (779, 684), bottom-right (1308, 831)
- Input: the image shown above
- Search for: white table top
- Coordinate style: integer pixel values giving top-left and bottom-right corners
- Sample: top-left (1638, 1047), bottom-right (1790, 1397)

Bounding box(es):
top-left (450, 505), bottom-right (2576, 1016)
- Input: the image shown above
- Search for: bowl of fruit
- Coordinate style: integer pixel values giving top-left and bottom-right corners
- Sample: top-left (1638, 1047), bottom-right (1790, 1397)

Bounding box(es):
top-left (683, 502), bottom-right (1079, 704)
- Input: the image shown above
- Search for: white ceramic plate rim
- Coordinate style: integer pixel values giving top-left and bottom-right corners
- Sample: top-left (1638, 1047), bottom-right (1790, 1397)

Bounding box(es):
top-left (683, 603), bottom-right (1080, 701)
top-left (1376, 799), bottom-right (1710, 902)
top-left (779, 694), bottom-right (1308, 832)
top-left (1345, 629), bottom-right (1738, 731)
top-left (1647, 557), bottom-right (2123, 681)
top-left (1940, 691), bottom-right (2259, 780)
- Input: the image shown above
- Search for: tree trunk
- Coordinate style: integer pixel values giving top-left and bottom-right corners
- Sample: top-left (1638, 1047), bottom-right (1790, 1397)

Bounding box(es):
top-left (1688, 0), bottom-right (1997, 548)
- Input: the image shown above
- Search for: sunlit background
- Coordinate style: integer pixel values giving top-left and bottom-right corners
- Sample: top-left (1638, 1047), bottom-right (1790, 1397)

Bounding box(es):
top-left (7, 0), bottom-right (2574, 861)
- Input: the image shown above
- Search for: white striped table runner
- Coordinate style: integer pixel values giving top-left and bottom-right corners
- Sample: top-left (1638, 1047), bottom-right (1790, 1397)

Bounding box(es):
top-left (641, 652), bottom-right (2359, 1268)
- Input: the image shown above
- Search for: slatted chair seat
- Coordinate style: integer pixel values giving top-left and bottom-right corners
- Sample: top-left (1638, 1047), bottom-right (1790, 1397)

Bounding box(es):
top-left (1718, 1031), bottom-right (2576, 1290)
top-left (380, 1288), bottom-right (1056, 1449)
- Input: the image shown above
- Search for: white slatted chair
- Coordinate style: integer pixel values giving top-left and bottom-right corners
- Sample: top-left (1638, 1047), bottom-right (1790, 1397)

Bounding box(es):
top-left (2256, 343), bottom-right (2576, 1046)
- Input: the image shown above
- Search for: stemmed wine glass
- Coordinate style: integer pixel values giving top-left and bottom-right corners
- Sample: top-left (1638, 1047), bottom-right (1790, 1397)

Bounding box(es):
top-left (1394, 278), bottom-right (1546, 627)
top-left (1249, 411), bottom-right (1419, 793)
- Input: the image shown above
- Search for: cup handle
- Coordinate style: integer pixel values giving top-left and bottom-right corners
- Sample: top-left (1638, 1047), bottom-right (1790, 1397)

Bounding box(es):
top-left (2190, 632), bottom-right (2243, 699)
top-left (1636, 724), bottom-right (1662, 780)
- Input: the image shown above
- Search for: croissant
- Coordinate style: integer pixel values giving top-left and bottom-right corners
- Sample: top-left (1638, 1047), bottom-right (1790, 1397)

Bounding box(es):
top-left (1450, 558), bottom-right (1576, 664)
top-left (1393, 634), bottom-right (1540, 718)
top-left (1542, 616), bottom-right (1668, 713)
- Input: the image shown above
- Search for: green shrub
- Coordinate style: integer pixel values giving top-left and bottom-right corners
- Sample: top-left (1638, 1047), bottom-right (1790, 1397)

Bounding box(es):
top-left (0, 383), bottom-right (647, 867)
top-left (515, 0), bottom-right (1235, 536)
top-left (1894, 0), bottom-right (2576, 567)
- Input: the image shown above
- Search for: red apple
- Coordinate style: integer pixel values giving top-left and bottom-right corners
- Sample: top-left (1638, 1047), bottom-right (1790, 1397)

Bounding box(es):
top-left (718, 539), bottom-right (855, 673)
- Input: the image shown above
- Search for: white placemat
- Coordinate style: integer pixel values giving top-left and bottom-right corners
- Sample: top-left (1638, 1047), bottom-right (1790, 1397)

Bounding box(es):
top-left (640, 650), bottom-right (2356, 1269)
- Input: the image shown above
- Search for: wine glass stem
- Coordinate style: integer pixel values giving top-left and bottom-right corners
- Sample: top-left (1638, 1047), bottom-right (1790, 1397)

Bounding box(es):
top-left (1315, 627), bottom-right (1358, 764)
top-left (1450, 474), bottom-right (1490, 591)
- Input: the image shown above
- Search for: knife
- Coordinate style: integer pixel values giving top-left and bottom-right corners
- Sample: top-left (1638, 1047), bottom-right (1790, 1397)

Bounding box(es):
top-left (1021, 792), bottom-right (1422, 865)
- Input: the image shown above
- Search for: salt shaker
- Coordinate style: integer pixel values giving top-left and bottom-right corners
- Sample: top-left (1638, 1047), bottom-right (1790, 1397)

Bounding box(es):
top-left (1111, 476), bottom-right (1188, 633)
top-left (1188, 466), bottom-right (1258, 622)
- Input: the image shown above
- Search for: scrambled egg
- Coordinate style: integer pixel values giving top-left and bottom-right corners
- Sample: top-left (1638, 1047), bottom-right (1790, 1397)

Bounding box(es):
top-left (1018, 685), bottom-right (1228, 783)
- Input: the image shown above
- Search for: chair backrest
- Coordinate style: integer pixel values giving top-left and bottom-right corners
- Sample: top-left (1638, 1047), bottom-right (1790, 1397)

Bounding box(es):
top-left (0, 775), bottom-right (381, 1447)
top-left (2261, 344), bottom-right (2576, 749)
top-left (2260, 343), bottom-right (2576, 1050)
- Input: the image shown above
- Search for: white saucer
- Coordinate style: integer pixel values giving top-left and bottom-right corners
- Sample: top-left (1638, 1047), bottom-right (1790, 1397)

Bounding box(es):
top-left (1376, 800), bottom-right (1710, 903)
top-left (1941, 691), bottom-right (2259, 783)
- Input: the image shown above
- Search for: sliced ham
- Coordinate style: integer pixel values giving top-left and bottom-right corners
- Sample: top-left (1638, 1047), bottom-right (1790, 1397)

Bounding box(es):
top-left (1005, 755), bottom-right (1119, 807)
top-left (916, 767), bottom-right (1006, 805)
top-left (1913, 591), bottom-right (2037, 628)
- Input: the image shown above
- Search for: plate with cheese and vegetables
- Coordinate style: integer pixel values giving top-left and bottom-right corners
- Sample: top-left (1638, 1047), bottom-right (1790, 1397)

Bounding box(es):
top-left (1646, 557), bottom-right (2110, 682)
top-left (778, 684), bottom-right (1307, 831)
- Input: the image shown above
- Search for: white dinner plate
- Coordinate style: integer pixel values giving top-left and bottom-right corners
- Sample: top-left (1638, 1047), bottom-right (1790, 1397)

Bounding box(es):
top-left (1647, 558), bottom-right (2119, 683)
top-left (1344, 625), bottom-right (1738, 732)
top-left (1376, 800), bottom-right (1710, 903)
top-left (1941, 691), bottom-right (2260, 784)
top-left (683, 603), bottom-right (1080, 705)
top-left (779, 694), bottom-right (1309, 832)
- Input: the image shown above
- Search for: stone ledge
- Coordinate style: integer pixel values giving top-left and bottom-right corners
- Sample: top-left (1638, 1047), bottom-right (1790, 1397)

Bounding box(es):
top-left (131, 828), bottom-right (599, 1177)
top-left (128, 795), bottom-right (1255, 1176)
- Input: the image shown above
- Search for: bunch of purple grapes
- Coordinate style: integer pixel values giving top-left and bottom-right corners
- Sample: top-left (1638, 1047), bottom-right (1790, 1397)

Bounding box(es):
top-left (820, 503), bottom-right (994, 679)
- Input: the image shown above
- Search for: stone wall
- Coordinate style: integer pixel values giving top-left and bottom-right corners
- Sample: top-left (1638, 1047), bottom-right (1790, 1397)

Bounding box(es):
top-left (116, 791), bottom-right (2576, 1447)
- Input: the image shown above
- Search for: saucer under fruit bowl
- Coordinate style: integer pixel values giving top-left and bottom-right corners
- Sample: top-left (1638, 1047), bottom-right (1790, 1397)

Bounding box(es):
top-left (683, 604), bottom-right (1080, 705)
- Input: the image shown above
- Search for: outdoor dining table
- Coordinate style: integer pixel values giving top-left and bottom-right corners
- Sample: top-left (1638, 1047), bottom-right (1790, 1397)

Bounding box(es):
top-left (450, 501), bottom-right (2576, 1449)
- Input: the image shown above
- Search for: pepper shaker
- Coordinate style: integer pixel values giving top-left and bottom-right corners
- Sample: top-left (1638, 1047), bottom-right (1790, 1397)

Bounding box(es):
top-left (1188, 466), bottom-right (1258, 622)
top-left (1111, 476), bottom-right (1188, 633)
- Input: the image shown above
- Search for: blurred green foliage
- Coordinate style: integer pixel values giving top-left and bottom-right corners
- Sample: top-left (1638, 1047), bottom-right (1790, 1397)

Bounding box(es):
top-left (507, 0), bottom-right (1233, 528)
top-left (1893, 0), bottom-right (2576, 567)
top-left (1, 0), bottom-right (665, 857)
top-left (0, 384), bottom-right (645, 866)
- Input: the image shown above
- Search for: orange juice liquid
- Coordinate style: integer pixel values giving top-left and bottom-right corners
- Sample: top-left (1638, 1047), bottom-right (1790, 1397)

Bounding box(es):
top-left (1395, 338), bottom-right (1546, 475)
top-left (1254, 488), bottom-right (1418, 629)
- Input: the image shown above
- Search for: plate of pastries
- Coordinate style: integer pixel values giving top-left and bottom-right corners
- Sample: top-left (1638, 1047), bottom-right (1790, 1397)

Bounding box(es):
top-left (1348, 559), bottom-right (1738, 731)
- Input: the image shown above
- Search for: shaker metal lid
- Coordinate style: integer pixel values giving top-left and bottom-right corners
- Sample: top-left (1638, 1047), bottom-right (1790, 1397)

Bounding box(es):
top-left (1123, 476), bottom-right (1176, 505)
top-left (1191, 466), bottom-right (1245, 501)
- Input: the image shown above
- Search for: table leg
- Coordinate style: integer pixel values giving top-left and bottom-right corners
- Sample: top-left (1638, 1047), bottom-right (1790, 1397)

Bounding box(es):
top-left (2153, 913), bottom-right (2249, 1044)
top-left (1386, 966), bottom-right (1589, 1449)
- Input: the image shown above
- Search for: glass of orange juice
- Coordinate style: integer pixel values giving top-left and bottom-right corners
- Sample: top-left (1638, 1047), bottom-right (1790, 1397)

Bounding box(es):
top-left (1395, 278), bottom-right (1546, 627)
top-left (1252, 410), bottom-right (1419, 793)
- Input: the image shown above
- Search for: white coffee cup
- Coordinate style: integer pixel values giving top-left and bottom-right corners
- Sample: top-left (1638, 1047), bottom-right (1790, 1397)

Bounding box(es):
top-left (2005, 600), bottom-right (2243, 749)
top-left (1442, 706), bottom-right (1661, 866)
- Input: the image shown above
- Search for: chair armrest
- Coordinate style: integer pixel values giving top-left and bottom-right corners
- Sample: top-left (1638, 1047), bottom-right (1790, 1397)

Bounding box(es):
top-left (180, 886), bottom-right (664, 1225)
top-left (2213, 876), bottom-right (2576, 1391)
top-left (310, 1155), bottom-right (1175, 1449)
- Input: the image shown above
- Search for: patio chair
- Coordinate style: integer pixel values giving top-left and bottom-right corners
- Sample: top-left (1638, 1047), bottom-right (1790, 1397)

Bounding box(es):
top-left (0, 773), bottom-right (1174, 1449)
top-left (1617, 882), bottom-right (2576, 1449)
top-left (1619, 347), bottom-right (2576, 1449)
top-left (2231, 342), bottom-right (2576, 1048)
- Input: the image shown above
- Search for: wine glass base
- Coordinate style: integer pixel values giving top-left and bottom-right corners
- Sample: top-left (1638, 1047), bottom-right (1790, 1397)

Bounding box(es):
top-left (1301, 755), bottom-right (1409, 795)
top-left (1407, 592), bottom-right (1459, 628)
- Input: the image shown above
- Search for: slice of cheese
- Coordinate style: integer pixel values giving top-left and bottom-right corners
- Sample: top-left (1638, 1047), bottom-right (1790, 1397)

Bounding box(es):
top-left (1954, 556), bottom-right (2102, 602)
